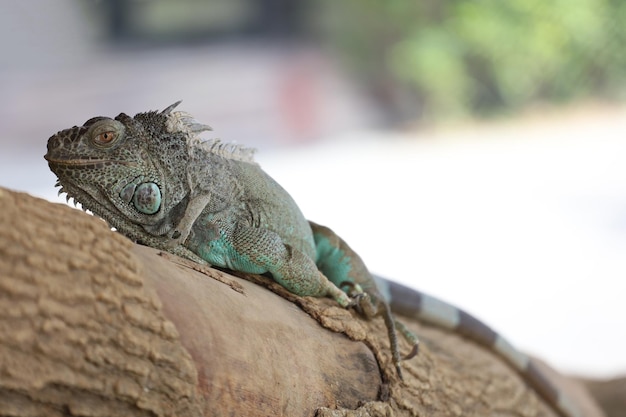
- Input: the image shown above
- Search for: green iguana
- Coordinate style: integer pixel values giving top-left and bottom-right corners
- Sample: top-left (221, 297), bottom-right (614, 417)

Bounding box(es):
top-left (45, 102), bottom-right (580, 417)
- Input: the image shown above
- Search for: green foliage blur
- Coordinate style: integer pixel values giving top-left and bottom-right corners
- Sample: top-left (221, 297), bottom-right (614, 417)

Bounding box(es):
top-left (318, 0), bottom-right (626, 120)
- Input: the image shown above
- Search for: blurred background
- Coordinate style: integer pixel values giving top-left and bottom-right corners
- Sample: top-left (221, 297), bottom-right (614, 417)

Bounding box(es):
top-left (1, 0), bottom-right (625, 379)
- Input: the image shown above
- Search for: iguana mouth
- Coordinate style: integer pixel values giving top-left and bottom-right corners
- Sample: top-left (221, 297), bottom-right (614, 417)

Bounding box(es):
top-left (44, 155), bottom-right (138, 167)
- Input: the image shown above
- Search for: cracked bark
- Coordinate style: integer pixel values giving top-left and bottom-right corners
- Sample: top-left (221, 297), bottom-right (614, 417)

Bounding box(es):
top-left (0, 188), bottom-right (603, 417)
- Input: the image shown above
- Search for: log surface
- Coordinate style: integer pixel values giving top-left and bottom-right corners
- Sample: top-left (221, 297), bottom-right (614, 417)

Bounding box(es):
top-left (0, 188), bottom-right (604, 417)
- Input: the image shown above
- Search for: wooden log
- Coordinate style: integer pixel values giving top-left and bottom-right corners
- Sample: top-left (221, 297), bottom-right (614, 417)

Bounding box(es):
top-left (0, 188), bottom-right (604, 417)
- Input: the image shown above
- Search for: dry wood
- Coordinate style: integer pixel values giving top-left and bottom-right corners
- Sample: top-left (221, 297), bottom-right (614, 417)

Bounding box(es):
top-left (0, 188), bottom-right (604, 417)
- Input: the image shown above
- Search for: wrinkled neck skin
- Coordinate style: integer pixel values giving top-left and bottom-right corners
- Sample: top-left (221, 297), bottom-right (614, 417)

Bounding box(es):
top-left (62, 175), bottom-right (168, 246)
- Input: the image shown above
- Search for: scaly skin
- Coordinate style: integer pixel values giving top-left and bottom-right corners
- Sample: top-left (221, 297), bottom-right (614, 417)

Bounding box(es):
top-left (44, 101), bottom-right (415, 379)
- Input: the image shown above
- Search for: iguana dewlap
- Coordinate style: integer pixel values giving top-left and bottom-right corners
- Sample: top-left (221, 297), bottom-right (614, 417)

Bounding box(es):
top-left (45, 102), bottom-right (581, 417)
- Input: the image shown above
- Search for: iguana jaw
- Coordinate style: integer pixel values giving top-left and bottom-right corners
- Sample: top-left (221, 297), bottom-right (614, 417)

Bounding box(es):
top-left (44, 155), bottom-right (138, 168)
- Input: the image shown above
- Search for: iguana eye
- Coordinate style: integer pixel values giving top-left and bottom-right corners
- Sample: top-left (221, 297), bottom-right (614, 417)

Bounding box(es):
top-left (94, 131), bottom-right (117, 145)
top-left (87, 119), bottom-right (125, 148)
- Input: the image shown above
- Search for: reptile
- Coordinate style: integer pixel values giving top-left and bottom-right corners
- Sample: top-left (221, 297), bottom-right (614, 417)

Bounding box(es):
top-left (44, 102), bottom-right (581, 417)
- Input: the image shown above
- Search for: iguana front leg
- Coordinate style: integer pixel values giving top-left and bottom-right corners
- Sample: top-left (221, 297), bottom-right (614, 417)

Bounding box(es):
top-left (138, 189), bottom-right (211, 256)
top-left (164, 192), bottom-right (212, 248)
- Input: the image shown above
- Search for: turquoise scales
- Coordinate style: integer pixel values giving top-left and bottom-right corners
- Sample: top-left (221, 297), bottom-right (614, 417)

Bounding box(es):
top-left (45, 102), bottom-right (581, 417)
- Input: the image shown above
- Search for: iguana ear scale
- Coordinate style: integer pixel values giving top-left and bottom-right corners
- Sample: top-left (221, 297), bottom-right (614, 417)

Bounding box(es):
top-left (161, 101), bottom-right (183, 115)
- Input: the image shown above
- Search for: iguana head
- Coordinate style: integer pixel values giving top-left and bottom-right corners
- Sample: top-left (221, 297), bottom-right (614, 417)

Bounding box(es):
top-left (45, 101), bottom-right (211, 234)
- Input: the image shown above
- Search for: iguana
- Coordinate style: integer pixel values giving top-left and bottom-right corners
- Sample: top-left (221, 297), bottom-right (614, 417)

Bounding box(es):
top-left (45, 102), bottom-right (581, 417)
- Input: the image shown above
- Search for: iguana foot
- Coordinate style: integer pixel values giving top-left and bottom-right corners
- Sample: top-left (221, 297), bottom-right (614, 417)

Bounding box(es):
top-left (164, 227), bottom-right (190, 248)
top-left (340, 282), bottom-right (378, 318)
top-left (395, 320), bottom-right (419, 359)
top-left (318, 273), bottom-right (353, 307)
top-left (348, 292), bottom-right (378, 318)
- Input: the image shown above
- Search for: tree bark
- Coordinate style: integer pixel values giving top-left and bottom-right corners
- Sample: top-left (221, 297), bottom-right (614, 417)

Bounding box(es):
top-left (0, 187), bottom-right (604, 417)
top-left (582, 377), bottom-right (626, 417)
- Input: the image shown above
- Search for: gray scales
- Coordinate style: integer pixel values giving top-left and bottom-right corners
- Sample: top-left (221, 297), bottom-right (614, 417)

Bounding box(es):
top-left (45, 102), bottom-right (581, 417)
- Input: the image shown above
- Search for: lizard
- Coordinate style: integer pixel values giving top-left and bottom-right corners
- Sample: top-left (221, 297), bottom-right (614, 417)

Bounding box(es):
top-left (44, 102), bottom-right (581, 417)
